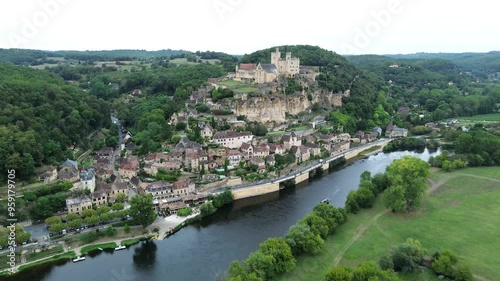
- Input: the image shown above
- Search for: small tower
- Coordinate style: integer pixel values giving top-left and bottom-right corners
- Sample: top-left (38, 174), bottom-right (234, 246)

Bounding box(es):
top-left (271, 47), bottom-right (281, 66)
top-left (285, 52), bottom-right (292, 61)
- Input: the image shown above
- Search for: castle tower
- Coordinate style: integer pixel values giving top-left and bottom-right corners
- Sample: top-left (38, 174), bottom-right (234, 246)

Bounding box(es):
top-left (271, 48), bottom-right (281, 66)
top-left (285, 52), bottom-right (292, 61)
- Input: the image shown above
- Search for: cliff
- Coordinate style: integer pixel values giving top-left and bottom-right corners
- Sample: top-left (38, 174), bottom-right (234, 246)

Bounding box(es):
top-left (232, 89), bottom-right (349, 123)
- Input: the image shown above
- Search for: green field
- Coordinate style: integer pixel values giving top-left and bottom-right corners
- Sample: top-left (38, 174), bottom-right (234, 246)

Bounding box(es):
top-left (80, 242), bottom-right (116, 255)
top-left (232, 86), bottom-right (260, 93)
top-left (276, 167), bottom-right (500, 281)
top-left (456, 113), bottom-right (500, 122)
top-left (26, 245), bottom-right (64, 262)
top-left (17, 251), bottom-right (76, 272)
top-left (217, 80), bottom-right (244, 86)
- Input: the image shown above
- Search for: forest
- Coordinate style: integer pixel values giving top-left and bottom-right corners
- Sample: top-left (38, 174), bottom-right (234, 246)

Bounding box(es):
top-left (0, 65), bottom-right (110, 181)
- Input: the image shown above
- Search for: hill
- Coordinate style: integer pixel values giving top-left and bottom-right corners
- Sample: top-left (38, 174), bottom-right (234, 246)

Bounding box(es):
top-left (0, 64), bottom-right (111, 180)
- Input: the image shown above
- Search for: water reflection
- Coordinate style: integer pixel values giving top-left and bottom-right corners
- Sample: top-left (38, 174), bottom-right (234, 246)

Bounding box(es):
top-left (133, 241), bottom-right (157, 270)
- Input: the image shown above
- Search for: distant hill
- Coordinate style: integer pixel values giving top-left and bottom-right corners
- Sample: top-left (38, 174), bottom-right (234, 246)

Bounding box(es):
top-left (385, 52), bottom-right (500, 77)
top-left (0, 48), bottom-right (190, 65)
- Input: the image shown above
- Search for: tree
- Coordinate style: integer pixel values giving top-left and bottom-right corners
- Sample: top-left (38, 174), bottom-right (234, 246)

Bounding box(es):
top-left (124, 224), bottom-right (131, 234)
top-left (81, 209), bottom-right (96, 218)
top-left (200, 202), bottom-right (217, 217)
top-left (360, 171), bottom-right (371, 183)
top-left (105, 226), bottom-right (116, 237)
top-left (111, 203), bottom-right (125, 211)
top-left (384, 156), bottom-right (430, 212)
top-left (49, 223), bottom-right (66, 234)
top-left (244, 251), bottom-right (276, 280)
top-left (372, 173), bottom-right (390, 194)
top-left (68, 219), bottom-right (83, 229)
top-left (66, 213), bottom-right (80, 221)
top-left (300, 213), bottom-right (329, 239)
top-left (355, 186), bottom-right (376, 208)
top-left (45, 216), bottom-right (62, 226)
top-left (345, 191), bottom-right (360, 214)
top-left (129, 193), bottom-right (156, 229)
top-left (175, 122), bottom-right (187, 131)
top-left (115, 193), bottom-right (127, 203)
top-left (259, 238), bottom-right (296, 275)
top-left (96, 206), bottom-right (111, 215)
top-left (324, 266), bottom-right (354, 281)
top-left (453, 264), bottom-right (473, 281)
top-left (99, 212), bottom-right (114, 223)
top-left (285, 223), bottom-right (324, 255)
top-left (83, 215), bottom-right (100, 225)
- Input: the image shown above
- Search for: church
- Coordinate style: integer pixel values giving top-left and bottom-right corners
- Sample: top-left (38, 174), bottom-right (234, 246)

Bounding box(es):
top-left (235, 48), bottom-right (300, 83)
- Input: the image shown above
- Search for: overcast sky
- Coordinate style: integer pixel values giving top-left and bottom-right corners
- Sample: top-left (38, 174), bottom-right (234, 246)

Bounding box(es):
top-left (1, 0), bottom-right (499, 55)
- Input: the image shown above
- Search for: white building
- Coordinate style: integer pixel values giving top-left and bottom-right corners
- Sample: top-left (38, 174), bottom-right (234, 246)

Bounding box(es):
top-left (212, 130), bottom-right (254, 149)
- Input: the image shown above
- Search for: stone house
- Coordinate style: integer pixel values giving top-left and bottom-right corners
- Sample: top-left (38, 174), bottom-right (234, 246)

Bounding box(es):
top-left (38, 166), bottom-right (57, 183)
top-left (283, 132), bottom-right (301, 150)
top-left (290, 145), bottom-right (310, 164)
top-left (66, 196), bottom-right (92, 215)
top-left (269, 143), bottom-right (286, 155)
top-left (226, 149), bottom-right (242, 166)
top-left (212, 130), bottom-right (254, 149)
top-left (58, 159), bottom-right (79, 182)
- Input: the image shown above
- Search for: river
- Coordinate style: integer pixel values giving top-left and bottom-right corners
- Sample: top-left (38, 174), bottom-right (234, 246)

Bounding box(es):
top-left (5, 149), bottom-right (440, 281)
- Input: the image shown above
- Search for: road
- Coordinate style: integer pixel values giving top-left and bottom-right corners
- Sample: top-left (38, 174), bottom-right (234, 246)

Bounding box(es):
top-left (215, 139), bottom-right (389, 194)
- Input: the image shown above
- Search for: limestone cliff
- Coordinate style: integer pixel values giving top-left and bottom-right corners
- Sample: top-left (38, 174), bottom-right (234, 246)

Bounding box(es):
top-left (233, 89), bottom-right (349, 123)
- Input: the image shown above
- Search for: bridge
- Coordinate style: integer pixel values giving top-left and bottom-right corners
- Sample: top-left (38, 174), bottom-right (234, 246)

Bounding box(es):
top-left (222, 139), bottom-right (391, 200)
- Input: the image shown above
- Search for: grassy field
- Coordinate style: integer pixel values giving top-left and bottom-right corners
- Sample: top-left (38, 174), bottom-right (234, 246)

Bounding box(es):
top-left (120, 237), bottom-right (146, 246)
top-left (276, 167), bottom-right (500, 281)
top-left (217, 80), bottom-right (244, 86)
top-left (455, 113), bottom-right (500, 122)
top-left (80, 242), bottom-right (116, 255)
top-left (232, 86), bottom-right (259, 93)
top-left (17, 251), bottom-right (76, 272)
top-left (26, 245), bottom-right (64, 262)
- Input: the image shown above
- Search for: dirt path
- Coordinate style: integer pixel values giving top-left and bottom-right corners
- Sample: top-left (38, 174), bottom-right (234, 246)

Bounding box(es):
top-left (333, 209), bottom-right (389, 266)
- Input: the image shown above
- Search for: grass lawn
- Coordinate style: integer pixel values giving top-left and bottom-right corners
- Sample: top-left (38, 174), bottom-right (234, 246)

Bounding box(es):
top-left (233, 87), bottom-right (259, 93)
top-left (359, 145), bottom-right (381, 156)
top-left (276, 167), bottom-right (500, 281)
top-left (120, 237), bottom-right (146, 246)
top-left (0, 252), bottom-right (21, 270)
top-left (80, 242), bottom-right (116, 255)
top-left (26, 245), bottom-right (64, 262)
top-left (18, 251), bottom-right (76, 272)
top-left (169, 58), bottom-right (198, 65)
top-left (217, 80), bottom-right (244, 86)
top-left (455, 113), bottom-right (500, 122)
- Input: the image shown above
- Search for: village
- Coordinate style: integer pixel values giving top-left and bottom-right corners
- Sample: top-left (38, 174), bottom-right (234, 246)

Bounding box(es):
top-left (30, 49), bottom-right (419, 221)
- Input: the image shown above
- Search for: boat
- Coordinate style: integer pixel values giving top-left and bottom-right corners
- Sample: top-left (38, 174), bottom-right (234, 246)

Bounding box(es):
top-left (97, 247), bottom-right (103, 251)
top-left (321, 198), bottom-right (330, 204)
top-left (73, 256), bottom-right (86, 262)
top-left (114, 245), bottom-right (126, 251)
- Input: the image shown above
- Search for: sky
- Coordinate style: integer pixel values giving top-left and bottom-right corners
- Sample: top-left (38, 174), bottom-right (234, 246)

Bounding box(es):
top-left (0, 0), bottom-right (499, 55)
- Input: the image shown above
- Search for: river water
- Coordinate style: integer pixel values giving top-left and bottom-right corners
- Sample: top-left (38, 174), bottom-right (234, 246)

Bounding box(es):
top-left (6, 149), bottom-right (440, 281)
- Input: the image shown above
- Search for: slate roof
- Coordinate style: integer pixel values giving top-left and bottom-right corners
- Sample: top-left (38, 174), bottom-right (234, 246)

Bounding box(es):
top-left (259, 63), bottom-right (278, 73)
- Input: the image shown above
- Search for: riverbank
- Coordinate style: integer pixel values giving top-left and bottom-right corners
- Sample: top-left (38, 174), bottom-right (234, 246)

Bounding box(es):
top-left (275, 167), bottom-right (500, 281)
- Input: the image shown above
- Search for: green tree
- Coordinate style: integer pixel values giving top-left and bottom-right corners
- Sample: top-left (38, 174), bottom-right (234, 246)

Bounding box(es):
top-left (65, 213), bottom-right (80, 221)
top-left (300, 213), bottom-right (329, 239)
top-left (324, 266), bottom-right (354, 281)
top-left (285, 223), bottom-right (324, 255)
top-left (115, 193), bottom-right (127, 203)
top-left (129, 193), bottom-right (156, 229)
top-left (111, 203), bottom-right (125, 211)
top-left (259, 238), bottom-right (296, 275)
top-left (384, 156), bottom-right (430, 212)
top-left (200, 202), bottom-right (217, 217)
top-left (45, 216), bottom-right (62, 226)
top-left (49, 223), bottom-right (66, 234)
top-left (96, 206), bottom-right (111, 215)
top-left (245, 251), bottom-right (276, 280)
top-left (68, 219), bottom-right (83, 229)
top-left (84, 215), bottom-right (100, 225)
top-left (124, 224), bottom-right (131, 234)
top-left (81, 209), bottom-right (96, 218)
top-left (99, 212), bottom-right (114, 223)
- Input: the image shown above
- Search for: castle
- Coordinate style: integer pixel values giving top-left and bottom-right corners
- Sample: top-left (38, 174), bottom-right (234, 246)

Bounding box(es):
top-left (235, 48), bottom-right (300, 83)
